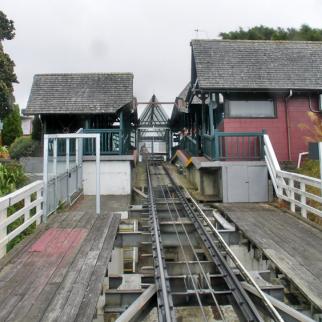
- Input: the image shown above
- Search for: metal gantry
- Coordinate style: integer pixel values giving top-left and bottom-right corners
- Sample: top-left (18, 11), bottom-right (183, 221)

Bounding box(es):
top-left (138, 95), bottom-right (172, 159)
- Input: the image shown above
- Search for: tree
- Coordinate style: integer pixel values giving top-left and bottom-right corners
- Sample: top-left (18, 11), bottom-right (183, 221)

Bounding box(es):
top-left (31, 115), bottom-right (42, 141)
top-left (219, 24), bottom-right (322, 41)
top-left (2, 104), bottom-right (22, 146)
top-left (0, 11), bottom-right (17, 118)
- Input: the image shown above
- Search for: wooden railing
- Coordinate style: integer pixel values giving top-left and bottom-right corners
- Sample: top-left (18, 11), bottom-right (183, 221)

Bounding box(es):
top-left (203, 131), bottom-right (264, 161)
top-left (264, 134), bottom-right (322, 218)
top-left (0, 180), bottom-right (43, 258)
top-left (83, 129), bottom-right (122, 155)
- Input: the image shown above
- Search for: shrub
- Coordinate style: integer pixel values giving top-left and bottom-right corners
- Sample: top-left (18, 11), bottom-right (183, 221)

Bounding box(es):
top-left (31, 115), bottom-right (42, 141)
top-left (2, 104), bottom-right (23, 146)
top-left (9, 136), bottom-right (39, 160)
top-left (298, 159), bottom-right (320, 179)
top-left (0, 162), bottom-right (26, 196)
top-left (0, 162), bottom-right (30, 251)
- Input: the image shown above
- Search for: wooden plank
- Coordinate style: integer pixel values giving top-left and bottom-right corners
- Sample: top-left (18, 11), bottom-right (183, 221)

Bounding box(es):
top-left (0, 210), bottom-right (88, 321)
top-left (115, 284), bottom-right (156, 322)
top-left (0, 229), bottom-right (68, 321)
top-left (0, 205), bottom-right (75, 276)
top-left (57, 214), bottom-right (115, 322)
top-left (75, 214), bottom-right (121, 322)
top-left (218, 203), bottom-right (322, 310)
top-left (22, 211), bottom-right (97, 322)
top-left (40, 214), bottom-right (113, 322)
top-left (5, 228), bottom-right (87, 322)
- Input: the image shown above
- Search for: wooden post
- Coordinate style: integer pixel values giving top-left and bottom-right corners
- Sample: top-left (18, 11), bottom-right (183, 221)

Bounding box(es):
top-left (0, 207), bottom-right (7, 258)
top-left (24, 195), bottom-right (31, 223)
top-left (300, 182), bottom-right (307, 218)
top-left (289, 179), bottom-right (295, 212)
top-left (36, 188), bottom-right (42, 225)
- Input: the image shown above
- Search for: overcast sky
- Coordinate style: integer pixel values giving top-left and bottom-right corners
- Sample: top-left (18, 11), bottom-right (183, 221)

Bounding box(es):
top-left (2, 0), bottom-right (322, 116)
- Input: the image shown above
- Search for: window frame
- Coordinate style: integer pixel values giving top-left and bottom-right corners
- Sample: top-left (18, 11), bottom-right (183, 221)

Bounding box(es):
top-left (224, 99), bottom-right (277, 119)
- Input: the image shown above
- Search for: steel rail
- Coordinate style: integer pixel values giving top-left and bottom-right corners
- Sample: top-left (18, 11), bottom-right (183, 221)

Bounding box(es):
top-left (183, 186), bottom-right (285, 322)
top-left (155, 175), bottom-right (210, 321)
top-left (159, 179), bottom-right (227, 322)
top-left (162, 165), bottom-right (266, 322)
top-left (146, 163), bottom-right (175, 322)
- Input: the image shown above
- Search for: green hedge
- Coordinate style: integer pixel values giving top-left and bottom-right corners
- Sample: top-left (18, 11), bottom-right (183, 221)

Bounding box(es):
top-left (9, 136), bottom-right (40, 160)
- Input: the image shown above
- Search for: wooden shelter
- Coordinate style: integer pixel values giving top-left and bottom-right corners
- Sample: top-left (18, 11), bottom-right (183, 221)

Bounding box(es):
top-left (24, 73), bottom-right (137, 155)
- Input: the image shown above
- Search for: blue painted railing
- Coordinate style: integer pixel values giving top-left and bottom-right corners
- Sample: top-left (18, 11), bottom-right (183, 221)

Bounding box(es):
top-left (202, 130), bottom-right (264, 161)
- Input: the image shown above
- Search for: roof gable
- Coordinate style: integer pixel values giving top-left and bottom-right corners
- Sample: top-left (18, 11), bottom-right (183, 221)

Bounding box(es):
top-left (139, 95), bottom-right (169, 127)
top-left (191, 39), bottom-right (322, 90)
top-left (25, 73), bottom-right (133, 114)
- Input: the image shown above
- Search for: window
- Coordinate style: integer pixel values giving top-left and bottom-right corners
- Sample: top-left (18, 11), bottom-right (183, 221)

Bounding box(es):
top-left (226, 100), bottom-right (275, 118)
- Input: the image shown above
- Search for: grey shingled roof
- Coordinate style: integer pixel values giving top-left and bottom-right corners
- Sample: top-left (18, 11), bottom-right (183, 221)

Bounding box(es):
top-left (191, 39), bottom-right (322, 90)
top-left (25, 73), bottom-right (133, 114)
top-left (177, 82), bottom-right (202, 105)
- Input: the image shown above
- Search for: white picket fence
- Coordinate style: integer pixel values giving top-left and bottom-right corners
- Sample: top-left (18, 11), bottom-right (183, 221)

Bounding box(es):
top-left (264, 134), bottom-right (322, 218)
top-left (0, 180), bottom-right (43, 258)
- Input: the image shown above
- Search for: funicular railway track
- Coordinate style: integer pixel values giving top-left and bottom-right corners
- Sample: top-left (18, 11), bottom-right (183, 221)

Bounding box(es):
top-left (146, 160), bottom-right (283, 322)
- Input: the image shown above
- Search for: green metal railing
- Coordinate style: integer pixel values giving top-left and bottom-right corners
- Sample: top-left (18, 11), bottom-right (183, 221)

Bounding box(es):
top-left (180, 136), bottom-right (199, 156)
top-left (56, 138), bottom-right (76, 156)
top-left (83, 129), bottom-right (124, 155)
top-left (202, 130), bottom-right (264, 161)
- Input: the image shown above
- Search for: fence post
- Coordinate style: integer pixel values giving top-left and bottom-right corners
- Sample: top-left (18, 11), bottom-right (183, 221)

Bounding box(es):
top-left (36, 187), bottom-right (42, 225)
top-left (24, 194), bottom-right (31, 223)
top-left (300, 182), bottom-right (307, 218)
top-left (289, 179), bottom-right (295, 212)
top-left (0, 206), bottom-right (7, 257)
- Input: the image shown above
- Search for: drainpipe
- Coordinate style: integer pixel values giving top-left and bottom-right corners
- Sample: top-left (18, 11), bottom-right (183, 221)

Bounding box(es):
top-left (284, 89), bottom-right (293, 161)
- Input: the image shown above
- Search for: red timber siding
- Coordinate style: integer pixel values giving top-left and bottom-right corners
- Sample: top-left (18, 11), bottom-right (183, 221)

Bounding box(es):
top-left (220, 96), bottom-right (320, 162)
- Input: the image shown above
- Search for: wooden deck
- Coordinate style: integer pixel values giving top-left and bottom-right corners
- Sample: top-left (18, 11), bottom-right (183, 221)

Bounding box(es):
top-left (216, 203), bottom-right (322, 311)
top-left (0, 195), bottom-right (129, 322)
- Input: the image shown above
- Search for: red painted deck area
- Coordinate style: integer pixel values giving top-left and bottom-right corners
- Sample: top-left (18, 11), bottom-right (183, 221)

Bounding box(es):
top-left (0, 195), bottom-right (129, 322)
